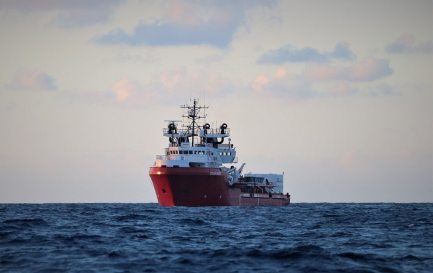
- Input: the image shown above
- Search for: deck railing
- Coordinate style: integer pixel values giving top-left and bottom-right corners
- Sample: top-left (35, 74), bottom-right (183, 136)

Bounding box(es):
top-left (162, 128), bottom-right (230, 136)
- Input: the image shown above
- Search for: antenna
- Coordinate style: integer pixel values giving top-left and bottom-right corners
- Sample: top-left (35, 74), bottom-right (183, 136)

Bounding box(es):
top-left (180, 98), bottom-right (208, 146)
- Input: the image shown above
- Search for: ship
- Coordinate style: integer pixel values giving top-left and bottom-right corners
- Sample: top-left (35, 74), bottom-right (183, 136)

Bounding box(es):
top-left (149, 99), bottom-right (291, 206)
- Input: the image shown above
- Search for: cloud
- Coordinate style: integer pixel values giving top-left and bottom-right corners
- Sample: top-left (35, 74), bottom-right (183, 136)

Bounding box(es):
top-left (97, 22), bottom-right (236, 48)
top-left (157, 67), bottom-right (234, 98)
top-left (108, 68), bottom-right (234, 107)
top-left (0, 0), bottom-right (124, 27)
top-left (107, 60), bottom-right (392, 107)
top-left (11, 70), bottom-right (56, 91)
top-left (252, 68), bottom-right (316, 99)
top-left (365, 84), bottom-right (395, 97)
top-left (96, 0), bottom-right (270, 48)
top-left (109, 78), bottom-right (159, 106)
top-left (113, 79), bottom-right (139, 102)
top-left (257, 42), bottom-right (356, 64)
top-left (333, 42), bottom-right (356, 60)
top-left (386, 34), bottom-right (433, 54)
top-left (53, 5), bottom-right (121, 28)
top-left (251, 64), bottom-right (394, 100)
top-left (306, 58), bottom-right (393, 82)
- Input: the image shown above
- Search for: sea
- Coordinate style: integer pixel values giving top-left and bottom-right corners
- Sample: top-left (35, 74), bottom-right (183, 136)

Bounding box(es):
top-left (0, 203), bottom-right (432, 273)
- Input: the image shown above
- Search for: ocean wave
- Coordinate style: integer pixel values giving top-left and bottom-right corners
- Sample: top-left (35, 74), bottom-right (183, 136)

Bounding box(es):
top-left (0, 203), bottom-right (432, 273)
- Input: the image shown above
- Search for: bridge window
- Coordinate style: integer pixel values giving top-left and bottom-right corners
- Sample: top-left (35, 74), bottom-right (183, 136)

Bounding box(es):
top-left (245, 177), bottom-right (264, 183)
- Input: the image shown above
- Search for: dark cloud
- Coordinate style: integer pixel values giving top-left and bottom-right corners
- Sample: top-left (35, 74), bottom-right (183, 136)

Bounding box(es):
top-left (96, 21), bottom-right (236, 48)
top-left (333, 42), bottom-right (356, 60)
top-left (257, 42), bottom-right (356, 64)
top-left (95, 0), bottom-right (274, 48)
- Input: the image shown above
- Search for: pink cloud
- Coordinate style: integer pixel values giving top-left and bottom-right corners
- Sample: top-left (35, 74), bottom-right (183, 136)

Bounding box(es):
top-left (108, 68), bottom-right (234, 107)
top-left (12, 70), bottom-right (56, 91)
top-left (253, 74), bottom-right (270, 92)
top-left (113, 79), bottom-right (138, 102)
top-left (274, 68), bottom-right (287, 79)
top-left (159, 67), bottom-right (232, 97)
top-left (306, 58), bottom-right (393, 82)
top-left (251, 65), bottom-right (390, 99)
top-left (305, 65), bottom-right (338, 81)
top-left (160, 68), bottom-right (187, 89)
top-left (111, 78), bottom-right (160, 106)
top-left (252, 68), bottom-right (315, 99)
top-left (253, 68), bottom-right (292, 93)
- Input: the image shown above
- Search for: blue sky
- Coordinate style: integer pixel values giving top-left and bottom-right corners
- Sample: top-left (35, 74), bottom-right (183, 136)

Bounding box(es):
top-left (0, 0), bottom-right (432, 202)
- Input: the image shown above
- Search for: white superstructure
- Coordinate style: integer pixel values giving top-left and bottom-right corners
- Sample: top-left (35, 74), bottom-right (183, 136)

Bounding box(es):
top-left (154, 99), bottom-right (237, 169)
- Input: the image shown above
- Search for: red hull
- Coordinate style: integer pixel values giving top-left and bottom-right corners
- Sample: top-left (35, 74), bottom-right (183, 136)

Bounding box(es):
top-left (149, 167), bottom-right (290, 207)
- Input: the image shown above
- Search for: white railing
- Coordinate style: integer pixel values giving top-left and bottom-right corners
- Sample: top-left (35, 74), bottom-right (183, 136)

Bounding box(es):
top-left (163, 128), bottom-right (191, 135)
top-left (162, 128), bottom-right (230, 136)
top-left (201, 128), bottom-right (230, 135)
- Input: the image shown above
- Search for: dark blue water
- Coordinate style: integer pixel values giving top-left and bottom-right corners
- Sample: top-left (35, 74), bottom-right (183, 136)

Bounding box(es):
top-left (0, 203), bottom-right (432, 273)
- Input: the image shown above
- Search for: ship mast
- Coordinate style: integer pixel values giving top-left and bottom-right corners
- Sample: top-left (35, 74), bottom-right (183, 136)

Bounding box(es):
top-left (181, 99), bottom-right (207, 146)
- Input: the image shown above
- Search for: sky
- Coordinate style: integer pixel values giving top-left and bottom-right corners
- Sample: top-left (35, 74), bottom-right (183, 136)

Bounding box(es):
top-left (0, 0), bottom-right (432, 203)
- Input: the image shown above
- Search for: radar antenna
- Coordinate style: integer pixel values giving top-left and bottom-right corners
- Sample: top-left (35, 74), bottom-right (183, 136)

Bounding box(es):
top-left (180, 99), bottom-right (208, 146)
